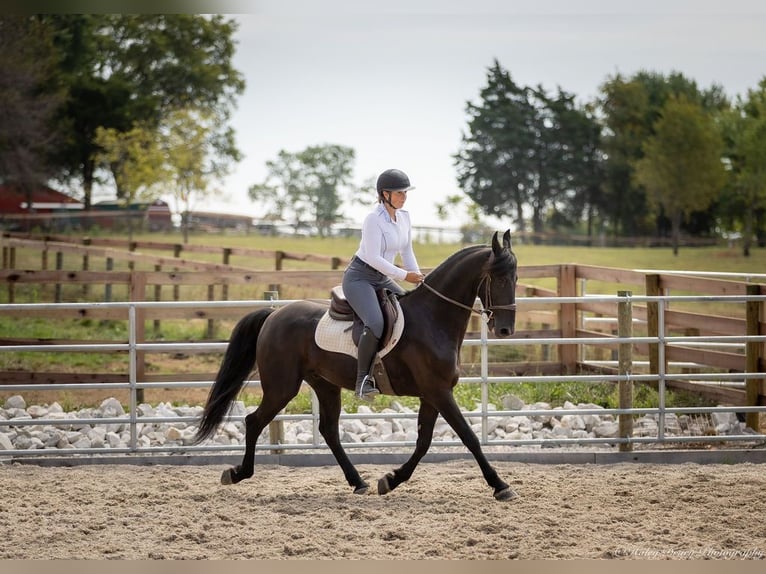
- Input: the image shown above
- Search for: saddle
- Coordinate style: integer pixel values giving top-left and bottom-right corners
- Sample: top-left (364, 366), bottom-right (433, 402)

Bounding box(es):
top-left (329, 285), bottom-right (399, 348)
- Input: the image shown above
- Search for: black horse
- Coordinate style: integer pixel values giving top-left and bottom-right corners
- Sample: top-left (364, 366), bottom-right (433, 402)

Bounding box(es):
top-left (195, 230), bottom-right (519, 500)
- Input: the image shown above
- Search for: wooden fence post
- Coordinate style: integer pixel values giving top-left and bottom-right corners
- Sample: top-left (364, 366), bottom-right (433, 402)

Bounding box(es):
top-left (618, 290), bottom-right (633, 452)
top-left (153, 264), bottom-right (162, 335)
top-left (128, 241), bottom-right (137, 271)
top-left (745, 284), bottom-right (764, 431)
top-left (558, 264), bottom-right (577, 373)
top-left (54, 251), bottom-right (63, 302)
top-left (221, 248), bottom-right (231, 303)
top-left (104, 257), bottom-right (114, 302)
top-left (82, 237), bottom-right (91, 297)
top-left (275, 250), bottom-right (284, 271)
top-left (206, 284), bottom-right (215, 339)
top-left (173, 244), bottom-right (182, 302)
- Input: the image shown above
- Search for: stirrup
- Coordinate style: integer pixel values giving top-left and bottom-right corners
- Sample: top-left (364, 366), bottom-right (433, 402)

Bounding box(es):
top-left (356, 375), bottom-right (379, 401)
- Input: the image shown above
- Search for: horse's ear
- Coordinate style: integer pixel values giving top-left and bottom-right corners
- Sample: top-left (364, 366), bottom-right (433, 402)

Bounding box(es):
top-left (491, 231), bottom-right (501, 254)
top-left (503, 229), bottom-right (512, 249)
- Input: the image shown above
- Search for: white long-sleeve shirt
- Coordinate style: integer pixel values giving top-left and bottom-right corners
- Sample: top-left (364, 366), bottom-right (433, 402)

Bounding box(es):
top-left (354, 204), bottom-right (420, 281)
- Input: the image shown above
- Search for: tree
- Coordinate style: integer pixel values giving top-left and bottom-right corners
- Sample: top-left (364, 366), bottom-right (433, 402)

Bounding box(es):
top-left (720, 79), bottom-right (766, 255)
top-left (454, 60), bottom-right (602, 238)
top-left (43, 14), bottom-right (244, 210)
top-left (248, 144), bottom-right (356, 237)
top-left (162, 107), bottom-right (242, 243)
top-left (93, 124), bottom-right (168, 240)
top-left (598, 71), bottom-right (728, 238)
top-left (633, 95), bottom-right (726, 255)
top-left (454, 60), bottom-right (536, 232)
top-left (0, 16), bottom-right (63, 226)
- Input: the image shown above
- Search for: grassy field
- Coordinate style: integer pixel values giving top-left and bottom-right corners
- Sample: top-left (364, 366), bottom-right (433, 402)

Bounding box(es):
top-left (1, 229), bottom-right (764, 412)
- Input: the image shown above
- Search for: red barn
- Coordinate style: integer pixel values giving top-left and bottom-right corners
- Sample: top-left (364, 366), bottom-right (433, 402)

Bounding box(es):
top-left (0, 183), bottom-right (83, 229)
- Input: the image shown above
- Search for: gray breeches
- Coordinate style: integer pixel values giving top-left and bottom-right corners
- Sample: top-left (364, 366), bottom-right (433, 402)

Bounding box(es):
top-left (342, 258), bottom-right (405, 339)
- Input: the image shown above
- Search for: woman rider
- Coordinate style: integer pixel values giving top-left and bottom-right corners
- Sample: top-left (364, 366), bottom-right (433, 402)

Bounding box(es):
top-left (341, 168), bottom-right (425, 400)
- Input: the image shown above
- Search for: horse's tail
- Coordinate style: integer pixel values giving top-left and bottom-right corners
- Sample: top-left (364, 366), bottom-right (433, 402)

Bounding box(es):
top-left (194, 309), bottom-right (274, 443)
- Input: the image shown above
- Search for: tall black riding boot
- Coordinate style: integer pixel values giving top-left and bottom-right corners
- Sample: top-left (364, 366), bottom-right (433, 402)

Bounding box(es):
top-left (355, 326), bottom-right (380, 401)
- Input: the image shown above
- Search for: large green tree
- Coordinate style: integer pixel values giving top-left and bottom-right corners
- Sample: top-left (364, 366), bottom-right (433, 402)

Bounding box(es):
top-left (43, 14), bottom-right (244, 210)
top-left (719, 79), bottom-right (766, 255)
top-left (633, 95), bottom-right (726, 255)
top-left (0, 16), bottom-right (63, 214)
top-left (455, 60), bottom-right (602, 237)
top-left (93, 123), bottom-right (168, 240)
top-left (163, 107), bottom-right (242, 243)
top-left (248, 144), bottom-right (356, 237)
top-left (598, 71), bottom-right (728, 238)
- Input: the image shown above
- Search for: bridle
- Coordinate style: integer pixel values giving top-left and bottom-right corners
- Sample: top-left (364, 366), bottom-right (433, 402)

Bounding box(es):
top-left (419, 274), bottom-right (517, 324)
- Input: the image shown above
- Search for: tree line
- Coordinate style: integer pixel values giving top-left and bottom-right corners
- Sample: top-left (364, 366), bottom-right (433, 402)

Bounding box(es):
top-left (454, 60), bottom-right (766, 255)
top-left (0, 14), bottom-right (244, 242)
top-left (2, 16), bottom-right (764, 254)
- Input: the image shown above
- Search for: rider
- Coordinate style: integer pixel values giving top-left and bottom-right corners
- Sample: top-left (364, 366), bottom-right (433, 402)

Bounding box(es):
top-left (342, 168), bottom-right (425, 400)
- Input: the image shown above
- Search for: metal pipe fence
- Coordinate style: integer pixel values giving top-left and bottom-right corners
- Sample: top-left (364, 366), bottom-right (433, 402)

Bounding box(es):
top-left (1, 294), bottom-right (765, 459)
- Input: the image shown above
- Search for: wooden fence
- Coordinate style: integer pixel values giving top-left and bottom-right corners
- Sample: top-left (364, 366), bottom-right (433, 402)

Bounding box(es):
top-left (1, 234), bottom-right (765, 415)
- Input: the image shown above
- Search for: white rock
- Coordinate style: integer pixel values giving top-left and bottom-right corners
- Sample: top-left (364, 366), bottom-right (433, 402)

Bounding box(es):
top-left (502, 394), bottom-right (526, 411)
top-left (99, 398), bottom-right (125, 418)
top-left (4, 395), bottom-right (26, 410)
top-left (343, 419), bottom-right (368, 435)
top-left (106, 432), bottom-right (123, 448)
top-left (138, 404), bottom-right (156, 417)
top-left (296, 432), bottom-right (313, 444)
top-left (711, 411), bottom-right (737, 428)
top-left (165, 427), bottom-right (183, 440)
top-left (593, 421), bottom-right (619, 438)
top-left (561, 414), bottom-right (586, 430)
top-left (72, 437), bottom-right (91, 449)
top-left (0, 433), bottom-right (13, 450)
top-left (27, 405), bottom-right (49, 418)
top-left (48, 402), bottom-right (64, 414)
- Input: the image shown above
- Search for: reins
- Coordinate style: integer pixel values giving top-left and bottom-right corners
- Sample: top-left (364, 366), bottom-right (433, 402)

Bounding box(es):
top-left (419, 275), bottom-right (516, 323)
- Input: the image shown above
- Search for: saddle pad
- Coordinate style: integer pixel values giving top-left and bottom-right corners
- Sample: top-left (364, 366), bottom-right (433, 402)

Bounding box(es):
top-left (314, 301), bottom-right (404, 360)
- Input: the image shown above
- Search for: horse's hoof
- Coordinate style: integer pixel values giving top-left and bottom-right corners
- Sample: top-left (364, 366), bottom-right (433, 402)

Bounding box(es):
top-left (220, 468), bottom-right (234, 485)
top-left (353, 483), bottom-right (369, 495)
top-left (494, 487), bottom-right (519, 502)
top-left (377, 473), bottom-right (393, 495)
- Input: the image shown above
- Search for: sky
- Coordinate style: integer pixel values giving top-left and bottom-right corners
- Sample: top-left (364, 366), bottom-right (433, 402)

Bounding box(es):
top-left (190, 0), bottom-right (766, 230)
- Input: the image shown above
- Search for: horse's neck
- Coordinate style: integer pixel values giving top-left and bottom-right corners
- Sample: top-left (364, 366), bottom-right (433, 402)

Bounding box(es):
top-left (405, 248), bottom-right (488, 339)
top-left (427, 248), bottom-right (488, 306)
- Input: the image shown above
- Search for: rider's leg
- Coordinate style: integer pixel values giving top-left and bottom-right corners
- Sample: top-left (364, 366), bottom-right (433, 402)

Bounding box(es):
top-left (355, 326), bottom-right (380, 400)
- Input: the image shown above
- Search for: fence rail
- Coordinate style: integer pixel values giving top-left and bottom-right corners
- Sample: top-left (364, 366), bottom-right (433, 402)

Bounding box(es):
top-left (1, 294), bottom-right (764, 460)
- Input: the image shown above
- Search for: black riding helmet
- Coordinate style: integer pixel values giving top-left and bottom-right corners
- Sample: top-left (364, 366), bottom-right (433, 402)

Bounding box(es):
top-left (376, 168), bottom-right (415, 201)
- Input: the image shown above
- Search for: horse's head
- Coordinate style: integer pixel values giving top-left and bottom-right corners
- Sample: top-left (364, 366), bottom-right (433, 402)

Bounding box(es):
top-left (480, 230), bottom-right (517, 337)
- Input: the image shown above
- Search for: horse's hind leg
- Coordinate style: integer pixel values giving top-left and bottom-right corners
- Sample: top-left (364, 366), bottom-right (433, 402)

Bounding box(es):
top-left (311, 381), bottom-right (369, 494)
top-left (377, 399), bottom-right (438, 495)
top-left (222, 377), bottom-right (300, 485)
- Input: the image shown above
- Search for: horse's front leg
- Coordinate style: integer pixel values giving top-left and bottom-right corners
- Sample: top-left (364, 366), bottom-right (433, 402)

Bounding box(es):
top-left (431, 390), bottom-right (518, 501)
top-left (377, 400), bottom-right (438, 495)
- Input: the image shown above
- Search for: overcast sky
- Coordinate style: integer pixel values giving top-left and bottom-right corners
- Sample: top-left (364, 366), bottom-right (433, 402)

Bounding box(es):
top-left (194, 0), bottom-right (766, 229)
